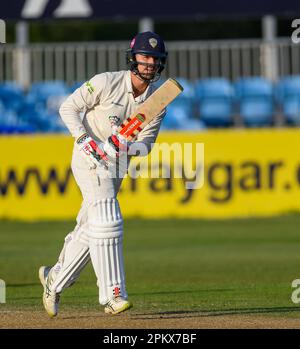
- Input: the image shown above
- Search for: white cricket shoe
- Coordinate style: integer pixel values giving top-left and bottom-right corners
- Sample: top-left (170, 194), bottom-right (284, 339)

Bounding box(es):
top-left (104, 296), bottom-right (133, 315)
top-left (39, 266), bottom-right (60, 318)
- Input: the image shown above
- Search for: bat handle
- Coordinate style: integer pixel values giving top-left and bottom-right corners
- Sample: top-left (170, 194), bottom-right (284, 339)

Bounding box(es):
top-left (111, 125), bottom-right (119, 135)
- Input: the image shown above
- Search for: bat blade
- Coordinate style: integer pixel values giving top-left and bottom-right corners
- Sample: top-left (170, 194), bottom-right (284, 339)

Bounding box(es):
top-left (118, 78), bottom-right (183, 141)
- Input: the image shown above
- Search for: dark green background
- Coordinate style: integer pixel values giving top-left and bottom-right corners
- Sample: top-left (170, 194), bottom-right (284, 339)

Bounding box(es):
top-left (5, 17), bottom-right (294, 43)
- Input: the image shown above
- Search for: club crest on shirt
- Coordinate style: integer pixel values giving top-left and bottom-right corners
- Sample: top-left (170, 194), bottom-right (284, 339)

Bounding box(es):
top-left (108, 115), bottom-right (121, 127)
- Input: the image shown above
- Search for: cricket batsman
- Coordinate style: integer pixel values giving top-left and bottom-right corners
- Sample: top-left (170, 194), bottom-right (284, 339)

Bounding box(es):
top-left (39, 31), bottom-right (168, 317)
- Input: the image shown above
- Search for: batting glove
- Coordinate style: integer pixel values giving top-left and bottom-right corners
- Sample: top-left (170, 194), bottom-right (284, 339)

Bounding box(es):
top-left (76, 133), bottom-right (108, 169)
top-left (103, 133), bottom-right (129, 159)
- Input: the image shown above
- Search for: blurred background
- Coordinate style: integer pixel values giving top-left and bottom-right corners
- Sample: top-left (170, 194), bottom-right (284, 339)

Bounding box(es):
top-left (0, 1), bottom-right (300, 134)
top-left (2, 1), bottom-right (300, 328)
top-left (0, 0), bottom-right (300, 219)
top-left (1, 0), bottom-right (300, 220)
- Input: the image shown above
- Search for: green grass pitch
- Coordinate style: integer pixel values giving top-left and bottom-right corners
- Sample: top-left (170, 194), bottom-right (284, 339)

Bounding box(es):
top-left (1, 215), bottom-right (300, 318)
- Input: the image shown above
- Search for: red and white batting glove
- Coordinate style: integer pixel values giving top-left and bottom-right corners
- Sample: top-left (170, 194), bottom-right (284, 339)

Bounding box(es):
top-left (103, 133), bottom-right (129, 159)
top-left (76, 133), bottom-right (109, 169)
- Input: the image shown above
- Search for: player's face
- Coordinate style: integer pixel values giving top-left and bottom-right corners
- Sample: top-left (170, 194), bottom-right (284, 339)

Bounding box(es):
top-left (135, 54), bottom-right (160, 80)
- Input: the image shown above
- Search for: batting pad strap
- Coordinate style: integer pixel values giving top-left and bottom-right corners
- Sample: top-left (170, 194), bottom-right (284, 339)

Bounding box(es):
top-left (88, 223), bottom-right (122, 238)
top-left (86, 198), bottom-right (123, 239)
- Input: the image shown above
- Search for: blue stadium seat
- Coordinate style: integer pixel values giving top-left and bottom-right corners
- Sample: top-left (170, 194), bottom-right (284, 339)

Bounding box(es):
top-left (162, 100), bottom-right (205, 130)
top-left (0, 81), bottom-right (69, 133)
top-left (69, 81), bottom-right (84, 93)
top-left (234, 77), bottom-right (274, 127)
top-left (194, 78), bottom-right (234, 127)
top-left (23, 81), bottom-right (68, 132)
top-left (161, 78), bottom-right (206, 130)
top-left (175, 78), bottom-right (196, 100)
top-left (275, 75), bottom-right (300, 125)
top-left (0, 82), bottom-right (24, 113)
top-left (0, 107), bottom-right (35, 134)
top-left (154, 77), bottom-right (195, 101)
top-left (46, 110), bottom-right (68, 133)
top-left (27, 80), bottom-right (69, 108)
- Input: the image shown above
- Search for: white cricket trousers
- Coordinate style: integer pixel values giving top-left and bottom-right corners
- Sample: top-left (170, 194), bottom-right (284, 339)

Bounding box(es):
top-left (50, 146), bottom-right (127, 305)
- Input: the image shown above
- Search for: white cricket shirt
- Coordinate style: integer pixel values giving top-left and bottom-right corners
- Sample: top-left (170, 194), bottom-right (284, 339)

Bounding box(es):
top-left (59, 70), bottom-right (165, 152)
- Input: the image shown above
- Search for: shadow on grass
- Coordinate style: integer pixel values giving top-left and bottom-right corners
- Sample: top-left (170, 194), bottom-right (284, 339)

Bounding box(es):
top-left (7, 284), bottom-right (300, 320)
top-left (130, 288), bottom-right (235, 296)
top-left (132, 306), bottom-right (300, 320)
top-left (8, 286), bottom-right (235, 301)
top-left (53, 306), bottom-right (300, 321)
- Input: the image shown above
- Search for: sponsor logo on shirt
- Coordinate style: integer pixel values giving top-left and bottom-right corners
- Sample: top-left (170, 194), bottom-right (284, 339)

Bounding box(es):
top-left (111, 101), bottom-right (124, 107)
top-left (86, 81), bottom-right (95, 94)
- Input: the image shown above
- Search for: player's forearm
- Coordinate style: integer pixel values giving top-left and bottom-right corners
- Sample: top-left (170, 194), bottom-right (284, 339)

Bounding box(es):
top-left (59, 97), bottom-right (86, 138)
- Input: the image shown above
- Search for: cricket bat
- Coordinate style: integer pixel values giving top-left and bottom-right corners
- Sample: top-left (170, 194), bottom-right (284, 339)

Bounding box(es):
top-left (118, 78), bottom-right (184, 141)
top-left (87, 78), bottom-right (183, 164)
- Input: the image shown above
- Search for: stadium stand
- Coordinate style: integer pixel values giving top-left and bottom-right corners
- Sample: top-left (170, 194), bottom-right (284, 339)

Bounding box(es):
top-left (161, 78), bottom-right (205, 130)
top-left (69, 81), bottom-right (84, 93)
top-left (234, 77), bottom-right (274, 127)
top-left (1, 76), bottom-right (300, 133)
top-left (275, 75), bottom-right (300, 125)
top-left (194, 78), bottom-right (234, 127)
